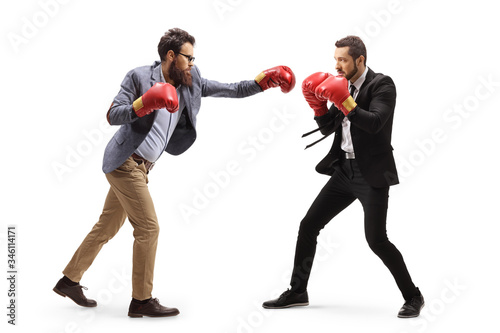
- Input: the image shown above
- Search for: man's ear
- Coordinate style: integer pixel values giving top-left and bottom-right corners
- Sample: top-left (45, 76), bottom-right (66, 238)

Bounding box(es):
top-left (166, 50), bottom-right (175, 62)
top-left (357, 55), bottom-right (365, 67)
top-left (356, 55), bottom-right (365, 66)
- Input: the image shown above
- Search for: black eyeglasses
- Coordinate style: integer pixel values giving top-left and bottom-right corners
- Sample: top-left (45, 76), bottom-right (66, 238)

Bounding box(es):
top-left (177, 52), bottom-right (195, 63)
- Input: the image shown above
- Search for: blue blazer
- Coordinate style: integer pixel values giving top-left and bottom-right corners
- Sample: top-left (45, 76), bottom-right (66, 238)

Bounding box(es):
top-left (103, 61), bottom-right (262, 173)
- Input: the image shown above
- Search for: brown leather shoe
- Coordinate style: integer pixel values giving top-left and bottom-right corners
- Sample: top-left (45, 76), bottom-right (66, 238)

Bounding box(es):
top-left (53, 278), bottom-right (97, 307)
top-left (128, 298), bottom-right (179, 318)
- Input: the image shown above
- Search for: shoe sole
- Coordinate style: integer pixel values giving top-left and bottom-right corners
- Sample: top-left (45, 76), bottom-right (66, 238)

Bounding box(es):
top-left (398, 313), bottom-right (420, 318)
top-left (53, 287), bottom-right (97, 308)
top-left (262, 302), bottom-right (309, 309)
top-left (397, 302), bottom-right (425, 318)
top-left (128, 310), bottom-right (180, 318)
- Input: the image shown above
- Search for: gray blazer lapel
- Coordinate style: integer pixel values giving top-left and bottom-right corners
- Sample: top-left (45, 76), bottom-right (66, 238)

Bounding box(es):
top-left (178, 86), bottom-right (190, 118)
top-left (151, 62), bottom-right (162, 87)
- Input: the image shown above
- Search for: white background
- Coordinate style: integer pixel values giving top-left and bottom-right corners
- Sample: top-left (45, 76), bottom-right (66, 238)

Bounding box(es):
top-left (1, 0), bottom-right (500, 332)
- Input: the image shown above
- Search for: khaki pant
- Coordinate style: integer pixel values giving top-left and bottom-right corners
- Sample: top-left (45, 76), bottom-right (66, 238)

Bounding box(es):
top-left (63, 156), bottom-right (159, 300)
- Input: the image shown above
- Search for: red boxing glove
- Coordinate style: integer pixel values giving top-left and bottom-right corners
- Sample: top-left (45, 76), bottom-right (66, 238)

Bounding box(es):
top-left (132, 82), bottom-right (179, 117)
top-left (302, 72), bottom-right (333, 116)
top-left (315, 75), bottom-right (357, 116)
top-left (255, 66), bottom-right (296, 93)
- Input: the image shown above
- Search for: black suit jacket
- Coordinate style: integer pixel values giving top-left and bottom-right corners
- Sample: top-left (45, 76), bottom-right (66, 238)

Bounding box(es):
top-left (314, 68), bottom-right (399, 188)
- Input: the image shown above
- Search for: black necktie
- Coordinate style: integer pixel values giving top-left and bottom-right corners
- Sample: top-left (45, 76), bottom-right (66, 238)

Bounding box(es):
top-left (349, 85), bottom-right (357, 99)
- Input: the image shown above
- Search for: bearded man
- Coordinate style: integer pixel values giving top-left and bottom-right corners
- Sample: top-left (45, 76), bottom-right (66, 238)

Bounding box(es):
top-left (54, 28), bottom-right (295, 318)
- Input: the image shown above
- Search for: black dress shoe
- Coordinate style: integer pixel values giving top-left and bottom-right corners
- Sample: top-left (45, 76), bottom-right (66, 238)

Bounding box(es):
top-left (262, 289), bottom-right (309, 309)
top-left (53, 278), bottom-right (97, 307)
top-left (398, 288), bottom-right (424, 318)
top-left (128, 298), bottom-right (180, 318)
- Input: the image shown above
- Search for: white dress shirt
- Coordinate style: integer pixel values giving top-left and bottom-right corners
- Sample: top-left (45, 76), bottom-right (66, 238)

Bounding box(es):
top-left (340, 66), bottom-right (368, 153)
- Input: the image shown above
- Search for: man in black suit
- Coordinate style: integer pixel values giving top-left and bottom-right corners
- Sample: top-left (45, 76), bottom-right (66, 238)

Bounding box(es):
top-left (262, 36), bottom-right (424, 318)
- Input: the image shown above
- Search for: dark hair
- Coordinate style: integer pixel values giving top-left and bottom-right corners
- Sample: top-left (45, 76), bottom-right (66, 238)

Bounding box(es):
top-left (335, 36), bottom-right (367, 65)
top-left (158, 28), bottom-right (196, 62)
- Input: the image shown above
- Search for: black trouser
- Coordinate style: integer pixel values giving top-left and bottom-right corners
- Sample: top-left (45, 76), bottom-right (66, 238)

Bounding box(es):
top-left (290, 157), bottom-right (417, 300)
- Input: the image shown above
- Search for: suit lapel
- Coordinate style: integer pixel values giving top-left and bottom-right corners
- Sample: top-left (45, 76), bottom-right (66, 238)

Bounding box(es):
top-left (358, 68), bottom-right (375, 94)
top-left (146, 62), bottom-right (163, 123)
top-left (353, 68), bottom-right (374, 107)
top-left (151, 62), bottom-right (162, 86)
top-left (177, 80), bottom-right (193, 124)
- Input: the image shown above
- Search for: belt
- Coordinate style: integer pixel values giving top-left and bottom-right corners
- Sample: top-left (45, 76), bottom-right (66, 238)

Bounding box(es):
top-left (344, 152), bottom-right (355, 159)
top-left (131, 153), bottom-right (155, 171)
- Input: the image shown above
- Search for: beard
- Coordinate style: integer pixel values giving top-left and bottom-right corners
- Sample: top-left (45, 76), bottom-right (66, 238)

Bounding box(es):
top-left (168, 58), bottom-right (192, 87)
top-left (344, 64), bottom-right (358, 81)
